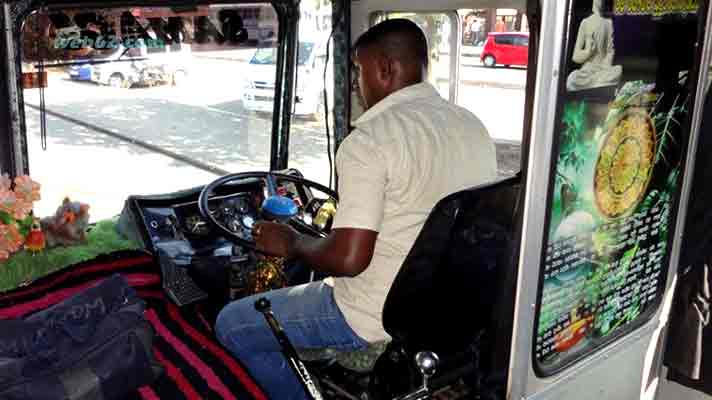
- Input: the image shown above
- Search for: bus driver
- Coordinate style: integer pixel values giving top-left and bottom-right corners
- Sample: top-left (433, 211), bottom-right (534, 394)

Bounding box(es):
top-left (216, 18), bottom-right (497, 400)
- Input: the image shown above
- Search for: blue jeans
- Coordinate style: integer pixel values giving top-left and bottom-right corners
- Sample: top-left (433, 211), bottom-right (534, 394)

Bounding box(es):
top-left (215, 281), bottom-right (369, 400)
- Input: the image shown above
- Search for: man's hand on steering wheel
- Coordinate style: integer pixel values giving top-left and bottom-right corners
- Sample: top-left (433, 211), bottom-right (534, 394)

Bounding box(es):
top-left (253, 221), bottom-right (301, 259)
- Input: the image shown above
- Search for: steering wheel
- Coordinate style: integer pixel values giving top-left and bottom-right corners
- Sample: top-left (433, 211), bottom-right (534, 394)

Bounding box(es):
top-left (198, 171), bottom-right (338, 249)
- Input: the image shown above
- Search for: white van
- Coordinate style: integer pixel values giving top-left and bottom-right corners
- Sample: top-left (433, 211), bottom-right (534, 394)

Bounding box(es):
top-left (242, 39), bottom-right (331, 119)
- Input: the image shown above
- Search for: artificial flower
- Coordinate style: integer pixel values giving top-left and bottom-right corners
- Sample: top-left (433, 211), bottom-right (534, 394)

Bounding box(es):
top-left (0, 189), bottom-right (17, 217)
top-left (12, 199), bottom-right (33, 221)
top-left (0, 174), bottom-right (41, 262)
top-left (0, 223), bottom-right (24, 255)
top-left (13, 175), bottom-right (41, 203)
top-left (0, 174), bottom-right (10, 192)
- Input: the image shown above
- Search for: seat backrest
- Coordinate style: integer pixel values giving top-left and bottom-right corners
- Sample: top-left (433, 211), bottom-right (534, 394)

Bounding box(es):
top-left (382, 174), bottom-right (522, 361)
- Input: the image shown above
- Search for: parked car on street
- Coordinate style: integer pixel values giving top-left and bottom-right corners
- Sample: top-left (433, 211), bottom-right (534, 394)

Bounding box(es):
top-left (90, 40), bottom-right (190, 88)
top-left (242, 38), bottom-right (331, 119)
top-left (480, 32), bottom-right (529, 68)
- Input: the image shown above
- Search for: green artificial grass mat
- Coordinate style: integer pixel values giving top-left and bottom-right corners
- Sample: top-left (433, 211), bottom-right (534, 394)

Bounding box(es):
top-left (0, 218), bottom-right (141, 292)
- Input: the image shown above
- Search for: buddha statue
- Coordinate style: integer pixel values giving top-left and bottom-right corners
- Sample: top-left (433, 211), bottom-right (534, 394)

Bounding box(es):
top-left (566, 0), bottom-right (623, 92)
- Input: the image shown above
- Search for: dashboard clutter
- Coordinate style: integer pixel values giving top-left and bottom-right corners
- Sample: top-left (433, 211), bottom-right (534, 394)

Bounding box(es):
top-left (1, 174), bottom-right (95, 262)
top-left (0, 274), bottom-right (162, 400)
top-left (40, 197), bottom-right (90, 248)
top-left (23, 218), bottom-right (46, 254)
top-left (155, 239), bottom-right (195, 266)
top-left (247, 256), bottom-right (288, 295)
top-left (313, 197), bottom-right (337, 231)
top-left (261, 194), bottom-right (299, 222)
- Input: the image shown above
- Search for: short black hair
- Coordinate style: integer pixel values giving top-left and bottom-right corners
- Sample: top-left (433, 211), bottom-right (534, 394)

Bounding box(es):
top-left (353, 18), bottom-right (429, 69)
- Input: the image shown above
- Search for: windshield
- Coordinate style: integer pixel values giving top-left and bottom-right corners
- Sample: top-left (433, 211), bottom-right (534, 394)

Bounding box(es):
top-left (18, 4), bottom-right (303, 222)
top-left (250, 42), bottom-right (315, 65)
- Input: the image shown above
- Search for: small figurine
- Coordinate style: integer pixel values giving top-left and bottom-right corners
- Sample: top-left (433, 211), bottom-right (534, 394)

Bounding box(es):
top-left (24, 218), bottom-right (46, 254)
top-left (566, 0), bottom-right (623, 92)
top-left (40, 197), bottom-right (90, 248)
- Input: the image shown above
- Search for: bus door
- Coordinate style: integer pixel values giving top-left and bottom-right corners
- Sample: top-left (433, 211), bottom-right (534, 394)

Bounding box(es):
top-left (507, 1), bottom-right (712, 399)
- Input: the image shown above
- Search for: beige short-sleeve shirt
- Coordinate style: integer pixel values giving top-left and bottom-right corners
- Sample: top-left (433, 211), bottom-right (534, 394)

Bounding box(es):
top-left (329, 82), bottom-right (497, 342)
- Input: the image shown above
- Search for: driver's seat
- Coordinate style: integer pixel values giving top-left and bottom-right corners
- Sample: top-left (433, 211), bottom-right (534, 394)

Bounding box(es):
top-left (307, 173), bottom-right (522, 399)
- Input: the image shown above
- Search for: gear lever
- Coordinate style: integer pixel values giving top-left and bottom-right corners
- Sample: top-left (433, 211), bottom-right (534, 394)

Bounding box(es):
top-left (394, 351), bottom-right (441, 400)
top-left (415, 351), bottom-right (439, 388)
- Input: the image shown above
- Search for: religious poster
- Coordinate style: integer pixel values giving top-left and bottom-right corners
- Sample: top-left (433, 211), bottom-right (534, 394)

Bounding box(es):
top-left (533, 0), bottom-right (705, 375)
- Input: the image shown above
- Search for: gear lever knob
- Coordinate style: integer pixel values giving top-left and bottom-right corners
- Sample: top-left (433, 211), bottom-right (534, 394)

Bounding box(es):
top-left (254, 297), bottom-right (271, 313)
top-left (415, 351), bottom-right (439, 379)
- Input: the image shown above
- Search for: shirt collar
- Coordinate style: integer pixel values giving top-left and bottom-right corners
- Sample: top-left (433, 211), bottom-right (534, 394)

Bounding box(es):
top-left (354, 82), bottom-right (440, 125)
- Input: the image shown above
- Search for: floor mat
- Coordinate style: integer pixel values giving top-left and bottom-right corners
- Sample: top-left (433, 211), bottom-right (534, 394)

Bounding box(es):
top-left (0, 250), bottom-right (268, 400)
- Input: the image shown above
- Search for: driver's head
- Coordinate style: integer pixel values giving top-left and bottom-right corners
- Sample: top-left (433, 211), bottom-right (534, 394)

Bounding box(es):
top-left (352, 18), bottom-right (429, 110)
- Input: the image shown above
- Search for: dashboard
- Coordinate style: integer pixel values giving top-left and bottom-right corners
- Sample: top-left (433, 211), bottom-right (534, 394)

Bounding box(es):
top-left (120, 172), bottom-right (332, 256)
top-left (142, 192), bottom-right (260, 247)
top-left (116, 171), bottom-right (336, 306)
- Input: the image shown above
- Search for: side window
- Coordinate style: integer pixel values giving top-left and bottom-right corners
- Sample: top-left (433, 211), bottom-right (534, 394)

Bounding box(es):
top-left (514, 35), bottom-right (528, 47)
top-left (494, 34), bottom-right (514, 45)
top-left (457, 8), bottom-right (529, 179)
top-left (371, 12), bottom-right (458, 102)
top-left (362, 9), bottom-right (530, 180)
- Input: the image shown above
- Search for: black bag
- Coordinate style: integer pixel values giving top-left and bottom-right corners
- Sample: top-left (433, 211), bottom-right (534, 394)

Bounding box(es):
top-left (0, 274), bottom-right (162, 400)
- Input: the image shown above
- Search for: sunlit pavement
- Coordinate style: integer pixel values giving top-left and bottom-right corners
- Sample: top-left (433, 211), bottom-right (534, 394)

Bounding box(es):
top-left (21, 56), bottom-right (523, 221)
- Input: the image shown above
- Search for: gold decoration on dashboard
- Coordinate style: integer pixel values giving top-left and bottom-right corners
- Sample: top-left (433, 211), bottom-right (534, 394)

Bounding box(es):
top-left (246, 256), bottom-right (288, 295)
top-left (594, 108), bottom-right (656, 219)
top-left (313, 198), bottom-right (337, 230)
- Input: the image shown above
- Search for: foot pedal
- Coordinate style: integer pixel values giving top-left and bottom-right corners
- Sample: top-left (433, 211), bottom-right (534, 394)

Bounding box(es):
top-left (158, 250), bottom-right (208, 307)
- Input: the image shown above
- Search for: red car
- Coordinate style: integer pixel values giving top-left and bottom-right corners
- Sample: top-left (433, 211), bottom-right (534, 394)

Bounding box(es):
top-left (480, 32), bottom-right (530, 68)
